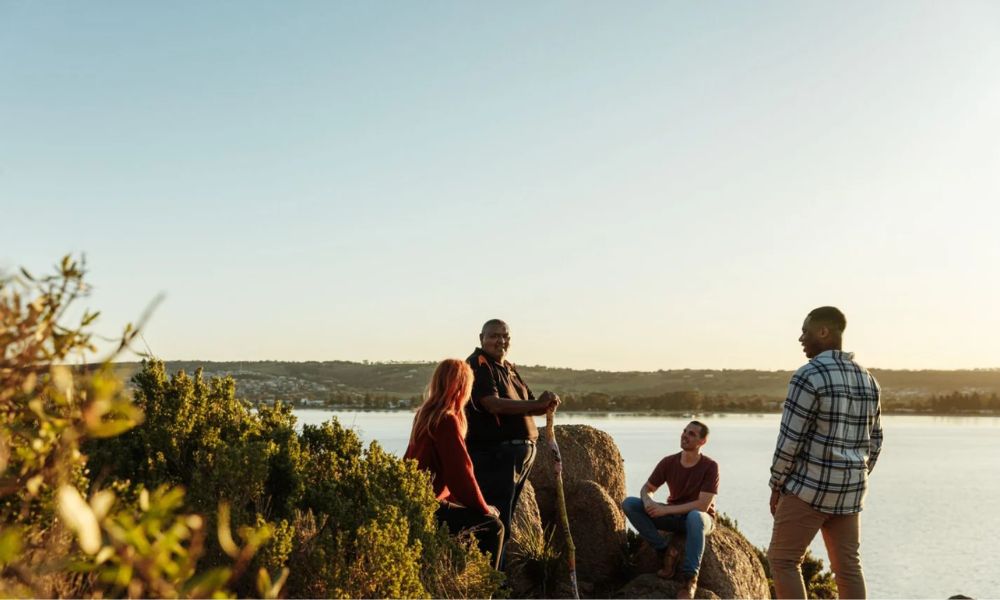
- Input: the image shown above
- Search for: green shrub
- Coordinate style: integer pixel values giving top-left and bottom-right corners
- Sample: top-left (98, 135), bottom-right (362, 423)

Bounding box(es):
top-left (87, 346), bottom-right (501, 598)
top-left (3, 256), bottom-right (500, 598)
top-left (85, 360), bottom-right (302, 586)
top-left (290, 419), bottom-right (502, 598)
top-left (755, 543), bottom-right (837, 599)
top-left (507, 523), bottom-right (565, 598)
top-left (1, 256), bottom-right (271, 598)
top-left (799, 550), bottom-right (837, 599)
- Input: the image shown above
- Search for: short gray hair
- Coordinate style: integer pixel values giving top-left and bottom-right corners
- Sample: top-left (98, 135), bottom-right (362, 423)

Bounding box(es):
top-left (480, 319), bottom-right (507, 335)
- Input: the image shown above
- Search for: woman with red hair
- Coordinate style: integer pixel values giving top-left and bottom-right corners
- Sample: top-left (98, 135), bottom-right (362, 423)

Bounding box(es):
top-left (404, 359), bottom-right (504, 568)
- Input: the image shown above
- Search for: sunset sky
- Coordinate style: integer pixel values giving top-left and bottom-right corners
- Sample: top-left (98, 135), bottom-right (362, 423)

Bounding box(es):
top-left (3, 1), bottom-right (998, 370)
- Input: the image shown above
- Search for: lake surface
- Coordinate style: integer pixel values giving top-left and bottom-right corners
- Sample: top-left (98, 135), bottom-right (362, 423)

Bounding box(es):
top-left (294, 410), bottom-right (999, 599)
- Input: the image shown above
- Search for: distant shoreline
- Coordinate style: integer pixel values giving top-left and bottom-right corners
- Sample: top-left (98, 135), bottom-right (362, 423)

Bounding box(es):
top-left (291, 406), bottom-right (1000, 418)
top-left (106, 360), bottom-right (1000, 417)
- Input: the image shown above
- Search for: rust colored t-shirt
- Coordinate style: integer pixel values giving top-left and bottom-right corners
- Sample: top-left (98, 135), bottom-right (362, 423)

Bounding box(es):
top-left (648, 452), bottom-right (720, 517)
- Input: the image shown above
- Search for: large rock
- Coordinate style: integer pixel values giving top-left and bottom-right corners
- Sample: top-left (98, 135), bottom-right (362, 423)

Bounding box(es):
top-left (615, 574), bottom-right (721, 599)
top-left (507, 477), bottom-right (628, 596)
top-left (632, 525), bottom-right (769, 599)
top-left (530, 424), bottom-right (627, 513)
top-left (560, 479), bottom-right (627, 585)
top-left (506, 481), bottom-right (587, 599)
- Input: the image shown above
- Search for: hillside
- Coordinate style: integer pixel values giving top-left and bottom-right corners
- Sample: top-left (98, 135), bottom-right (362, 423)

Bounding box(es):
top-left (109, 360), bottom-right (1000, 414)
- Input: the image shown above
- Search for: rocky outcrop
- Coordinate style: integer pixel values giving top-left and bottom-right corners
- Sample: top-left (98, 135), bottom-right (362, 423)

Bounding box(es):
top-left (514, 425), bottom-right (767, 599)
top-left (530, 424), bottom-right (627, 512)
top-left (615, 574), bottom-right (721, 599)
top-left (527, 425), bottom-right (628, 589)
top-left (560, 479), bottom-right (627, 584)
top-left (507, 481), bottom-right (625, 598)
top-left (631, 525), bottom-right (770, 599)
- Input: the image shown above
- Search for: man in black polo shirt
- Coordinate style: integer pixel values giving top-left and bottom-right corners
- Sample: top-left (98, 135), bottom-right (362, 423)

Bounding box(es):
top-left (466, 318), bottom-right (560, 568)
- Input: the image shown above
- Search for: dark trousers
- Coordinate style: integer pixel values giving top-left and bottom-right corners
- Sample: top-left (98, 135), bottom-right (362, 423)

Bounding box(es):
top-left (468, 442), bottom-right (536, 569)
top-left (435, 502), bottom-right (505, 569)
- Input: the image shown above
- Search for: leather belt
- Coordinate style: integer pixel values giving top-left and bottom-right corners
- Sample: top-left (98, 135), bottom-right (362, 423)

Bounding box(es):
top-left (498, 439), bottom-right (535, 447)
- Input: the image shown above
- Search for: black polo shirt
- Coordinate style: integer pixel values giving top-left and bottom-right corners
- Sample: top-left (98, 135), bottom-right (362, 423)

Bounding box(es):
top-left (465, 348), bottom-right (538, 446)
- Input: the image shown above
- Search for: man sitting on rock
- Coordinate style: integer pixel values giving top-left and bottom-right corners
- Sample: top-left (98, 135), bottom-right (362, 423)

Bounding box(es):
top-left (622, 421), bottom-right (720, 600)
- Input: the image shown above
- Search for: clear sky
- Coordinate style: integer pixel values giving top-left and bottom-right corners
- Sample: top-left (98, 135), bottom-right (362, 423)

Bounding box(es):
top-left (2, 1), bottom-right (998, 371)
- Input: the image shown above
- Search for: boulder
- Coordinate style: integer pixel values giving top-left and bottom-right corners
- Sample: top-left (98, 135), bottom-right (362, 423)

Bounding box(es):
top-left (530, 424), bottom-right (627, 515)
top-left (632, 525), bottom-right (769, 599)
top-left (507, 478), bottom-right (628, 596)
top-left (560, 479), bottom-right (627, 585)
top-left (615, 573), bottom-right (720, 599)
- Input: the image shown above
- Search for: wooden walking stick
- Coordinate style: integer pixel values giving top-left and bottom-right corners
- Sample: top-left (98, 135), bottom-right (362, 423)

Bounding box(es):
top-left (545, 409), bottom-right (580, 600)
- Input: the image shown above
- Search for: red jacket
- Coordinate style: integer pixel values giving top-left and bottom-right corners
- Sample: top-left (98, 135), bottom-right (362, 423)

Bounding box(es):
top-left (404, 413), bottom-right (490, 514)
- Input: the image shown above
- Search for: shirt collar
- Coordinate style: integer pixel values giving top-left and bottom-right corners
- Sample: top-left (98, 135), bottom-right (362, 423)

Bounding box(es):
top-left (475, 347), bottom-right (510, 368)
top-left (814, 349), bottom-right (855, 361)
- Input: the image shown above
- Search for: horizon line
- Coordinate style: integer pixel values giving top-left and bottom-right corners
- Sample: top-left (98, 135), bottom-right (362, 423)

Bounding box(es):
top-left (107, 357), bottom-right (1000, 374)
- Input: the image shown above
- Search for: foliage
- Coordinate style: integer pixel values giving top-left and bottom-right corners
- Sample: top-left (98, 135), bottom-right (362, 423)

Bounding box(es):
top-left (0, 256), bottom-right (274, 598)
top-left (60, 484), bottom-right (279, 599)
top-left (285, 420), bottom-right (502, 598)
top-left (799, 550), bottom-right (837, 599)
top-left (925, 391), bottom-right (1000, 413)
top-left (85, 360), bottom-right (302, 588)
top-left (2, 256), bottom-right (502, 598)
top-left (755, 543), bottom-right (837, 599)
top-left (418, 528), bottom-right (504, 600)
top-left (87, 354), bottom-right (501, 598)
top-left (507, 522), bottom-right (565, 599)
top-left (716, 511), bottom-right (739, 530)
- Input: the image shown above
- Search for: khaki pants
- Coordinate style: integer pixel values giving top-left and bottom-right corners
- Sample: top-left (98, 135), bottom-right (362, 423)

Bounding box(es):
top-left (766, 493), bottom-right (866, 599)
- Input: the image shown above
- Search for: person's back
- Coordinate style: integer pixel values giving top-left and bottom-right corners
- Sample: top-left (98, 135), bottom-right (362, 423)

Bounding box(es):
top-left (776, 350), bottom-right (882, 513)
top-left (404, 411), bottom-right (490, 513)
top-left (768, 306), bottom-right (883, 599)
top-left (403, 359), bottom-right (504, 569)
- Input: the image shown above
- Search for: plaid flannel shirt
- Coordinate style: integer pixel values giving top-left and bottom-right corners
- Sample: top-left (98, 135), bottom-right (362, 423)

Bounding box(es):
top-left (770, 350), bottom-right (883, 514)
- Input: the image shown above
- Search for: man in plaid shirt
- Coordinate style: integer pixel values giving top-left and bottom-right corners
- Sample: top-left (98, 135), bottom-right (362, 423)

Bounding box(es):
top-left (767, 306), bottom-right (883, 599)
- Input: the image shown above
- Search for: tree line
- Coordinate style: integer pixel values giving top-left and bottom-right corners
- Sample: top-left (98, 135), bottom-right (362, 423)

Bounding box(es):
top-left (317, 389), bottom-right (1000, 415)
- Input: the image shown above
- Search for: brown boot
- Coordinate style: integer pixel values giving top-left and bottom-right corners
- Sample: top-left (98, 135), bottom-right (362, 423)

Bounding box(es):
top-left (656, 545), bottom-right (680, 579)
top-left (675, 574), bottom-right (697, 599)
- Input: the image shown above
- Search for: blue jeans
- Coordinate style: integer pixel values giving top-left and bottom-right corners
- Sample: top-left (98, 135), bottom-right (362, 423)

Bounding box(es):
top-left (622, 496), bottom-right (715, 577)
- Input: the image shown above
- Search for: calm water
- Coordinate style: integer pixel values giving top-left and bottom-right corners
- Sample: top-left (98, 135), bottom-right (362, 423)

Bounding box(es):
top-left (295, 410), bottom-right (1000, 599)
